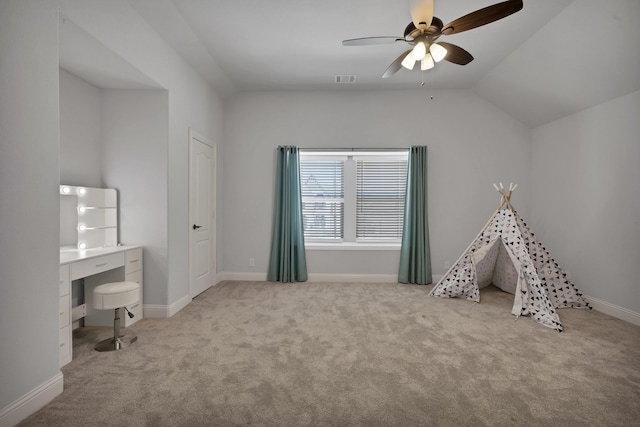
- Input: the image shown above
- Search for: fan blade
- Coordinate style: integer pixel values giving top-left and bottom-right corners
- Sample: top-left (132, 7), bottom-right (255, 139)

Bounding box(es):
top-left (437, 42), bottom-right (474, 65)
top-left (342, 37), bottom-right (403, 46)
top-left (404, 22), bottom-right (416, 39)
top-left (410, 0), bottom-right (434, 30)
top-left (429, 17), bottom-right (444, 33)
top-left (442, 0), bottom-right (523, 35)
top-left (382, 49), bottom-right (412, 78)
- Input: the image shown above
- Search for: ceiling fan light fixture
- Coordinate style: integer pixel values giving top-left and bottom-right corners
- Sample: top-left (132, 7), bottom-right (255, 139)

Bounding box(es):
top-left (342, 0), bottom-right (523, 78)
top-left (420, 53), bottom-right (434, 70)
top-left (429, 43), bottom-right (447, 62)
top-left (411, 41), bottom-right (427, 61)
top-left (410, 0), bottom-right (434, 30)
top-left (401, 52), bottom-right (417, 70)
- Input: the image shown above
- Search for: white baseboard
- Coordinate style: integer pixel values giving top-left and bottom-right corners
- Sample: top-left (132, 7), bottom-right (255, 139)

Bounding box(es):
top-left (220, 272), bottom-right (400, 283)
top-left (217, 272), bottom-right (267, 282)
top-left (143, 304), bottom-right (169, 318)
top-left (585, 294), bottom-right (640, 326)
top-left (143, 293), bottom-right (192, 319)
top-left (0, 372), bottom-right (63, 427)
top-left (307, 273), bottom-right (398, 283)
top-left (218, 272), bottom-right (442, 284)
top-left (169, 294), bottom-right (192, 316)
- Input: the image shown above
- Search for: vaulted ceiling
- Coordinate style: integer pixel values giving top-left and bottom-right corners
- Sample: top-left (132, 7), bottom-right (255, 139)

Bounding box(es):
top-left (61, 1), bottom-right (640, 128)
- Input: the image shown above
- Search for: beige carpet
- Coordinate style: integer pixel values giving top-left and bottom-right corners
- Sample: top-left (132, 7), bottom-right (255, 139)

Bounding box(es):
top-left (20, 281), bottom-right (640, 426)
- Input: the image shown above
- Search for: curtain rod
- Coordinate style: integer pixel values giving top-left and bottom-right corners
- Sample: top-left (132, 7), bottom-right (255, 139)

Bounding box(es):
top-left (299, 148), bottom-right (409, 152)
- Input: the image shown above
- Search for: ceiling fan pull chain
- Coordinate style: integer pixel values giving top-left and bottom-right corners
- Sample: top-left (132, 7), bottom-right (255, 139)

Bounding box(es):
top-left (420, 69), bottom-right (434, 100)
top-left (430, 71), bottom-right (434, 100)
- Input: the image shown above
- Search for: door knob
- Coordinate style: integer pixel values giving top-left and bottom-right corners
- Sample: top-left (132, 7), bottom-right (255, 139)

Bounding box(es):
top-left (193, 224), bottom-right (203, 230)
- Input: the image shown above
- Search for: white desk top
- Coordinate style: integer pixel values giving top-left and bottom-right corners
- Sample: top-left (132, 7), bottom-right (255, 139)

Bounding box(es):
top-left (60, 245), bottom-right (140, 265)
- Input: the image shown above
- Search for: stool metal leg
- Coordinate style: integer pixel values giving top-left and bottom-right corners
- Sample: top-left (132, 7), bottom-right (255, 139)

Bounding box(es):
top-left (94, 307), bottom-right (138, 352)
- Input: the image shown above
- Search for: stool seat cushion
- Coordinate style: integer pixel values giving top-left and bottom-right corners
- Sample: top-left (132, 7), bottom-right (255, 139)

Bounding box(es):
top-left (93, 281), bottom-right (140, 310)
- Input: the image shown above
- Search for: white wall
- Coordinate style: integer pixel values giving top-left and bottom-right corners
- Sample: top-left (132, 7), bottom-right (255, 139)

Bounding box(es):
top-left (165, 75), bottom-right (224, 303)
top-left (222, 90), bottom-right (532, 278)
top-left (58, 0), bottom-right (225, 306)
top-left (59, 71), bottom-right (171, 305)
top-left (59, 69), bottom-right (102, 187)
top-left (59, 70), bottom-right (103, 247)
top-left (531, 90), bottom-right (640, 314)
top-left (1, 1), bottom-right (225, 422)
top-left (0, 0), bottom-right (62, 418)
top-left (102, 89), bottom-right (169, 305)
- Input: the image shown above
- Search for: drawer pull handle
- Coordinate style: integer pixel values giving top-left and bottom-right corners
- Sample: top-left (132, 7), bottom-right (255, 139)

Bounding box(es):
top-left (95, 262), bottom-right (107, 267)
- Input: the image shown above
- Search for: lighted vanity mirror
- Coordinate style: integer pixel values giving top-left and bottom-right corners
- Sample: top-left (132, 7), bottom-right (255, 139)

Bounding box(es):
top-left (60, 185), bottom-right (118, 250)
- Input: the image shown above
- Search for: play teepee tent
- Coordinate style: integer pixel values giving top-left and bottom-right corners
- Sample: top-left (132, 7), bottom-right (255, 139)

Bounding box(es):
top-left (429, 183), bottom-right (590, 331)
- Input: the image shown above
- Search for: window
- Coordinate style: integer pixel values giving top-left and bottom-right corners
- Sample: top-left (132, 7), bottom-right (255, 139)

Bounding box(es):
top-left (300, 150), bottom-right (408, 246)
top-left (300, 158), bottom-right (344, 240)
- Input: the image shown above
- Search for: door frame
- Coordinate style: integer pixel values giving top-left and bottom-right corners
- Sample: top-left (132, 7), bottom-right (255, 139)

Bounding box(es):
top-left (188, 128), bottom-right (217, 298)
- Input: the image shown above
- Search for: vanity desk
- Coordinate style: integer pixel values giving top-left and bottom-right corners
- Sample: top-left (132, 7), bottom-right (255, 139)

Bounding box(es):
top-left (58, 185), bottom-right (142, 367)
top-left (59, 246), bottom-right (143, 366)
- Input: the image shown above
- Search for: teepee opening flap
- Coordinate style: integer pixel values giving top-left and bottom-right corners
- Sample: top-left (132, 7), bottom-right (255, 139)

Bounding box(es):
top-left (430, 183), bottom-right (591, 331)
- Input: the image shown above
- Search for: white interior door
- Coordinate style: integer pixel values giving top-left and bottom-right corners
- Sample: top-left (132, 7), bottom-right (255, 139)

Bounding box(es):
top-left (189, 129), bottom-right (216, 298)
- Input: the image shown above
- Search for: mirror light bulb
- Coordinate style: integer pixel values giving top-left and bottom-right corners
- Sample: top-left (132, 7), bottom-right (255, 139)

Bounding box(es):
top-left (61, 186), bottom-right (70, 194)
top-left (78, 242), bottom-right (86, 249)
top-left (411, 42), bottom-right (427, 61)
top-left (429, 43), bottom-right (447, 62)
top-left (78, 206), bottom-right (86, 214)
top-left (78, 187), bottom-right (86, 195)
top-left (78, 224), bottom-right (86, 231)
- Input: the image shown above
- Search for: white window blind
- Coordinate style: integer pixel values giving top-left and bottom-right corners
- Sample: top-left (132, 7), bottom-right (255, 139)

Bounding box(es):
top-left (300, 150), bottom-right (408, 245)
top-left (300, 159), bottom-right (344, 240)
top-left (356, 159), bottom-right (407, 240)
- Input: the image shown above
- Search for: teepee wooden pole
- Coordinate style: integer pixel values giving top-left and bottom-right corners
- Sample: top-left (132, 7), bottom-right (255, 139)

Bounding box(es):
top-left (494, 182), bottom-right (517, 211)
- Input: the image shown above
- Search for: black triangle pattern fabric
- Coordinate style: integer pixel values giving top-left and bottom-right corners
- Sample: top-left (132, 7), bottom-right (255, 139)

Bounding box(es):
top-left (512, 210), bottom-right (591, 311)
top-left (430, 209), bottom-right (591, 331)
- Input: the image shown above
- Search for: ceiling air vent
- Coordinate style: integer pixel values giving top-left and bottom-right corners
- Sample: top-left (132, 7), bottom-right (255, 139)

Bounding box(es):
top-left (335, 75), bottom-right (356, 84)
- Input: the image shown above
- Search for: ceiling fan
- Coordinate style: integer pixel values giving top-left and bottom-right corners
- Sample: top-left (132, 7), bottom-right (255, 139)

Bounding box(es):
top-left (342, 0), bottom-right (523, 78)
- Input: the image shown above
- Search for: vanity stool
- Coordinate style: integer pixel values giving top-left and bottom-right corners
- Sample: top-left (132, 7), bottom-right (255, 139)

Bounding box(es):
top-left (92, 281), bottom-right (139, 352)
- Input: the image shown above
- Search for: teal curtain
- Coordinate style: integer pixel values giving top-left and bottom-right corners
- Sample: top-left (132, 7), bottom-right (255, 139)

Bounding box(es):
top-left (267, 146), bottom-right (308, 282)
top-left (398, 146), bottom-right (432, 284)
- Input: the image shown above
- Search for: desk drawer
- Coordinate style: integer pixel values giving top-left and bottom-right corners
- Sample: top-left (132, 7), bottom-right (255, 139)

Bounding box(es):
top-left (125, 248), bottom-right (142, 274)
top-left (125, 269), bottom-right (142, 286)
top-left (59, 325), bottom-right (72, 367)
top-left (127, 301), bottom-right (142, 322)
top-left (70, 252), bottom-right (124, 280)
top-left (59, 294), bottom-right (70, 329)
top-left (59, 265), bottom-right (70, 297)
